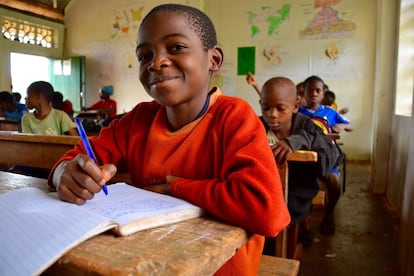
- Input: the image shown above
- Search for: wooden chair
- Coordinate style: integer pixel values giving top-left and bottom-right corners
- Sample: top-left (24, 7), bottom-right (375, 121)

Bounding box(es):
top-left (275, 150), bottom-right (318, 260)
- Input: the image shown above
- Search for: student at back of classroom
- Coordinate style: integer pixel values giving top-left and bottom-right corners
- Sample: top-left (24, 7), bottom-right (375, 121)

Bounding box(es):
top-left (52, 91), bottom-right (75, 119)
top-left (49, 4), bottom-right (290, 276)
top-left (259, 76), bottom-right (340, 251)
top-left (299, 75), bottom-right (352, 235)
top-left (0, 91), bottom-right (28, 120)
top-left (322, 89), bottom-right (349, 115)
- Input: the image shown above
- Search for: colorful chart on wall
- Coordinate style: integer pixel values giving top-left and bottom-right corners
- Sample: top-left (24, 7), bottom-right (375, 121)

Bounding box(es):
top-left (256, 40), bottom-right (310, 81)
top-left (111, 4), bottom-right (145, 38)
top-left (310, 39), bottom-right (366, 80)
top-left (300, 0), bottom-right (356, 39)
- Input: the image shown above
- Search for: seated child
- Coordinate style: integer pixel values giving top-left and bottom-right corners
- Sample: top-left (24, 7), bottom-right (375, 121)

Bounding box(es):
top-left (52, 91), bottom-right (75, 119)
top-left (299, 75), bottom-right (353, 235)
top-left (12, 92), bottom-right (22, 104)
top-left (49, 4), bottom-right (290, 275)
top-left (322, 90), bottom-right (349, 115)
top-left (296, 81), bottom-right (307, 107)
top-left (21, 81), bottom-right (77, 136)
top-left (0, 91), bottom-right (28, 120)
top-left (259, 77), bottom-right (340, 250)
top-left (84, 85), bottom-right (117, 118)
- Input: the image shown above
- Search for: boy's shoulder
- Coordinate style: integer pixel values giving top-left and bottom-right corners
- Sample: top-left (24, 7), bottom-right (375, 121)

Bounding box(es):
top-left (213, 90), bottom-right (254, 113)
top-left (292, 112), bottom-right (325, 133)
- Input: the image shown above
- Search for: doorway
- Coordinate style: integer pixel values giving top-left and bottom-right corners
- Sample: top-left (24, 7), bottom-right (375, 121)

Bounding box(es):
top-left (10, 52), bottom-right (49, 102)
top-left (10, 53), bottom-right (85, 111)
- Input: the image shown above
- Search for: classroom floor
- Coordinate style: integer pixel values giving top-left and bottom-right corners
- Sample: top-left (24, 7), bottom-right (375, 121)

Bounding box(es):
top-left (298, 161), bottom-right (400, 276)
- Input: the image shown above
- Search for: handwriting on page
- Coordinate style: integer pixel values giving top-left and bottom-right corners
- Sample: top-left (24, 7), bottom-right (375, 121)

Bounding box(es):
top-left (86, 198), bottom-right (181, 220)
top-left (82, 183), bottom-right (199, 226)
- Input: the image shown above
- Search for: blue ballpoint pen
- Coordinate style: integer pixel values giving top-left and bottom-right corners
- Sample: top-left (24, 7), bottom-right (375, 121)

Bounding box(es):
top-left (75, 118), bottom-right (108, 196)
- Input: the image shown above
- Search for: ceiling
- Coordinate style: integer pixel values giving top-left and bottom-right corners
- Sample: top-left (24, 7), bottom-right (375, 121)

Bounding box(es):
top-left (0, 0), bottom-right (73, 22)
top-left (25, 0), bottom-right (72, 10)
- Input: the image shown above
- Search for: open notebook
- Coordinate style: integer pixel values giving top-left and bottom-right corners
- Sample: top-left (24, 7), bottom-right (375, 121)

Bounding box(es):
top-left (0, 183), bottom-right (203, 276)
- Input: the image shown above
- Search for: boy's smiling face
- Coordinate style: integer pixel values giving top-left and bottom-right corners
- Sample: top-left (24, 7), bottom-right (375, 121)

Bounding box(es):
top-left (136, 11), bottom-right (221, 109)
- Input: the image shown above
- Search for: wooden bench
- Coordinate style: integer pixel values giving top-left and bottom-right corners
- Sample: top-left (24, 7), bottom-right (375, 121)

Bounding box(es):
top-left (258, 255), bottom-right (300, 276)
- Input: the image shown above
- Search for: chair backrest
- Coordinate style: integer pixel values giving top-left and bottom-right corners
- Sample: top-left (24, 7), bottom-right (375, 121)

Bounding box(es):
top-left (275, 150), bottom-right (318, 259)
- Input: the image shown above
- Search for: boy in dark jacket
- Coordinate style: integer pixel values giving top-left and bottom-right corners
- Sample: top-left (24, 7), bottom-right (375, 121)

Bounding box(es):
top-left (259, 77), bottom-right (339, 250)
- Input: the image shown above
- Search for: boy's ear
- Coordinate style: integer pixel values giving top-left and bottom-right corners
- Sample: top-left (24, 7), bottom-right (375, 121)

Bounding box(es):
top-left (209, 46), bottom-right (224, 72)
top-left (293, 100), bottom-right (299, 113)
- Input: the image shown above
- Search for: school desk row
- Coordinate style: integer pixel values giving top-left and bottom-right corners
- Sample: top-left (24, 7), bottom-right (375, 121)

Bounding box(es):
top-left (0, 171), bottom-right (300, 275)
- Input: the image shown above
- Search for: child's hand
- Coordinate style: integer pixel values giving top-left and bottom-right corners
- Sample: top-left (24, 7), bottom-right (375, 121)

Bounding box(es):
top-left (53, 154), bottom-right (117, 205)
top-left (332, 123), bottom-right (352, 133)
top-left (271, 141), bottom-right (293, 165)
top-left (246, 72), bottom-right (256, 86)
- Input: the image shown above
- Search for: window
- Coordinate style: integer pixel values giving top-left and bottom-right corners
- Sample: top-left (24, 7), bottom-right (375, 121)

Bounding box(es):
top-left (395, 0), bottom-right (414, 116)
top-left (2, 17), bottom-right (55, 48)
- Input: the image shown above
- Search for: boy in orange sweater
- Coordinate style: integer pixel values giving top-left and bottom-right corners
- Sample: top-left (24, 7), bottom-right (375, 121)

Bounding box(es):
top-left (49, 4), bottom-right (290, 275)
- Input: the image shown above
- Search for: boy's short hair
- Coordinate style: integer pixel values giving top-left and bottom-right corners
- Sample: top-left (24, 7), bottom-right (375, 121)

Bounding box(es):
top-left (28, 81), bottom-right (54, 102)
top-left (262, 77), bottom-right (297, 99)
top-left (0, 91), bottom-right (13, 104)
top-left (303, 75), bottom-right (325, 91)
top-left (324, 90), bottom-right (336, 100)
top-left (12, 92), bottom-right (21, 102)
top-left (141, 4), bottom-right (217, 51)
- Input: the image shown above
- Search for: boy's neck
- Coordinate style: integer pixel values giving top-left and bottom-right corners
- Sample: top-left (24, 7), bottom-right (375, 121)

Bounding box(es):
top-left (307, 103), bottom-right (320, 111)
top-left (272, 122), bottom-right (293, 140)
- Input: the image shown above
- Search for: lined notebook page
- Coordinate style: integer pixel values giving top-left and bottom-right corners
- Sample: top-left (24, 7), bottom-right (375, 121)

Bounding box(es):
top-left (0, 187), bottom-right (114, 276)
top-left (84, 183), bottom-right (204, 235)
top-left (85, 183), bottom-right (203, 232)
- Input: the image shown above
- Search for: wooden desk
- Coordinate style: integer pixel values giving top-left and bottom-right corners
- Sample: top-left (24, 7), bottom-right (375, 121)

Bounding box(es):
top-left (0, 132), bottom-right (80, 169)
top-left (0, 171), bottom-right (248, 275)
top-left (1, 172), bottom-right (299, 275)
top-left (0, 118), bottom-right (20, 131)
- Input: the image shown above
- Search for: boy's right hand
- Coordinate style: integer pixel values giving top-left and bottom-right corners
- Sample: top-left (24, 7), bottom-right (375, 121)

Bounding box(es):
top-left (271, 140), bottom-right (293, 165)
top-left (52, 154), bottom-right (117, 205)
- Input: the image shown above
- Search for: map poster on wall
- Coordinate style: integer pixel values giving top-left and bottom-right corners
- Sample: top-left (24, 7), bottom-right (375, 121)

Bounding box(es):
top-left (237, 47), bottom-right (255, 75)
top-left (111, 4), bottom-right (145, 39)
top-left (310, 39), bottom-right (366, 80)
top-left (246, 3), bottom-right (292, 41)
top-left (256, 40), bottom-right (310, 81)
top-left (300, 0), bottom-right (356, 39)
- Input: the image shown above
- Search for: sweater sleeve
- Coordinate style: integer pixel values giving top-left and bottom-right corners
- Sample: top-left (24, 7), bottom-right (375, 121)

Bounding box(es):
top-left (170, 99), bottom-right (290, 237)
